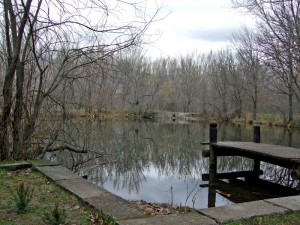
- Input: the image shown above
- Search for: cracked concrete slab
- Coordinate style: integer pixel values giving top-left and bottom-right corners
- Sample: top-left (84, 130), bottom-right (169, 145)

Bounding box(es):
top-left (199, 200), bottom-right (289, 223)
top-left (36, 165), bottom-right (79, 181)
top-left (84, 196), bottom-right (144, 220)
top-left (265, 196), bottom-right (300, 211)
top-left (119, 213), bottom-right (217, 225)
top-left (57, 178), bottom-right (107, 199)
top-left (0, 161), bottom-right (31, 170)
top-left (56, 177), bottom-right (144, 220)
top-left (28, 159), bottom-right (59, 167)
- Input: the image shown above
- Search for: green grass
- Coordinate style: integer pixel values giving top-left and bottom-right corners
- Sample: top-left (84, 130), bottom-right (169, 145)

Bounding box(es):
top-left (0, 168), bottom-right (7, 173)
top-left (0, 168), bottom-right (98, 224)
top-left (224, 212), bottom-right (300, 225)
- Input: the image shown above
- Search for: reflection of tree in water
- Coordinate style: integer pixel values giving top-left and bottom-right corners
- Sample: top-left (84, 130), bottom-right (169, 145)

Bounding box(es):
top-left (48, 120), bottom-right (300, 195)
top-left (48, 120), bottom-right (206, 193)
top-left (148, 123), bottom-right (204, 179)
top-left (217, 156), bottom-right (253, 173)
top-left (261, 164), bottom-right (300, 188)
top-left (262, 126), bottom-right (300, 148)
top-left (101, 122), bottom-right (206, 193)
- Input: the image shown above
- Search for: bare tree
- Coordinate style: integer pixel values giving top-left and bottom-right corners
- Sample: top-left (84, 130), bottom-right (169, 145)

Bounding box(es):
top-left (177, 53), bottom-right (204, 112)
top-left (232, 0), bottom-right (300, 122)
top-left (207, 50), bottom-right (231, 120)
top-left (257, 25), bottom-right (296, 122)
top-left (116, 49), bottom-right (149, 112)
top-left (233, 27), bottom-right (265, 121)
top-left (0, 0), bottom-right (162, 160)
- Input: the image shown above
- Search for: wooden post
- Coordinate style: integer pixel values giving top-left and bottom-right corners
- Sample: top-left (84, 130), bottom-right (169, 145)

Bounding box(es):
top-left (208, 186), bottom-right (216, 208)
top-left (252, 125), bottom-right (260, 180)
top-left (172, 113), bottom-right (176, 121)
top-left (209, 122), bottom-right (217, 186)
top-left (210, 122), bottom-right (217, 143)
top-left (253, 125), bottom-right (260, 143)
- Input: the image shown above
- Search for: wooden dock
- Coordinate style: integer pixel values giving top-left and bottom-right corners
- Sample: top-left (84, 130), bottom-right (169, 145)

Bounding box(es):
top-left (211, 141), bottom-right (300, 169)
top-left (203, 122), bottom-right (300, 183)
top-left (202, 122), bottom-right (300, 207)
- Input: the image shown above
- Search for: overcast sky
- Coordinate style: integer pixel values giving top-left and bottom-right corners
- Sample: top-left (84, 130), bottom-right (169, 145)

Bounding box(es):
top-left (145, 0), bottom-right (254, 58)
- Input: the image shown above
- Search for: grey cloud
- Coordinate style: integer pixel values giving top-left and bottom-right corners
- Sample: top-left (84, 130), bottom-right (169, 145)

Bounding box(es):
top-left (182, 26), bottom-right (239, 42)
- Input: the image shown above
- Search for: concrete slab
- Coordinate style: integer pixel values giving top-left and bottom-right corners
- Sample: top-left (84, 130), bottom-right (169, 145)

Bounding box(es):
top-left (199, 200), bottom-right (288, 223)
top-left (84, 196), bottom-right (144, 220)
top-left (57, 178), bottom-right (107, 199)
top-left (57, 178), bottom-right (144, 220)
top-left (265, 196), bottom-right (300, 211)
top-left (0, 161), bottom-right (31, 170)
top-left (28, 159), bottom-right (59, 167)
top-left (36, 165), bottom-right (78, 181)
top-left (119, 213), bottom-right (217, 225)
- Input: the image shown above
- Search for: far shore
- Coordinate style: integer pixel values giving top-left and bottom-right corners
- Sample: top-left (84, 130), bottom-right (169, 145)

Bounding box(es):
top-left (47, 109), bottom-right (300, 128)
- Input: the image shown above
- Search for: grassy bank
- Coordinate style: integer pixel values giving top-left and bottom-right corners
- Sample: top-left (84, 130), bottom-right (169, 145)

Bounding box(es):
top-left (232, 113), bottom-right (300, 128)
top-left (224, 212), bottom-right (300, 225)
top-left (0, 168), bottom-right (114, 225)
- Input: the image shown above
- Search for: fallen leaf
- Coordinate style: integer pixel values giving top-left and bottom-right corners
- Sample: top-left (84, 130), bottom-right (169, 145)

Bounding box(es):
top-left (73, 205), bottom-right (80, 210)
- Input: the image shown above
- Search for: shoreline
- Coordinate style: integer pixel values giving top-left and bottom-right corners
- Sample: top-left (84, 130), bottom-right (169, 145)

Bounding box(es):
top-left (48, 109), bottom-right (300, 129)
top-left (1, 160), bottom-right (300, 224)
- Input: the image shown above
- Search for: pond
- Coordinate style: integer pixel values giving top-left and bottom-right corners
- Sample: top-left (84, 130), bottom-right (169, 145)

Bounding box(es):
top-left (46, 119), bottom-right (300, 209)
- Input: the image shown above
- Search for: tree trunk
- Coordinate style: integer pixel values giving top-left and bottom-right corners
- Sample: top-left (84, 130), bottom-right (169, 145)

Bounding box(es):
top-left (253, 84), bottom-right (258, 122)
top-left (222, 98), bottom-right (228, 120)
top-left (23, 73), bottom-right (44, 146)
top-left (0, 63), bottom-right (16, 160)
top-left (12, 61), bottom-right (25, 158)
top-left (288, 60), bottom-right (294, 123)
top-left (288, 91), bottom-right (293, 123)
top-left (253, 99), bottom-right (257, 122)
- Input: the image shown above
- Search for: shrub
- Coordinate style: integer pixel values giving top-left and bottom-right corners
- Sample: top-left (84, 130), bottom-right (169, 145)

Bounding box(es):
top-left (90, 210), bottom-right (118, 225)
top-left (9, 181), bottom-right (34, 214)
top-left (42, 203), bottom-right (67, 225)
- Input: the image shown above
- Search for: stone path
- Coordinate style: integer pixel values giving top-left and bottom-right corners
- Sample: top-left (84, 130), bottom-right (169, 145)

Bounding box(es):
top-left (1, 160), bottom-right (300, 224)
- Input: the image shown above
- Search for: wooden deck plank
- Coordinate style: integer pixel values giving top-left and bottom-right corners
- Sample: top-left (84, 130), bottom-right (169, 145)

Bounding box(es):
top-left (211, 142), bottom-right (300, 169)
top-left (212, 142), bottom-right (300, 159)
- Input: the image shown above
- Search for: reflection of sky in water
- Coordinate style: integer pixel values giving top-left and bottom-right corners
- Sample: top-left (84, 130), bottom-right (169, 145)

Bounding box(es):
top-left (98, 164), bottom-right (232, 209)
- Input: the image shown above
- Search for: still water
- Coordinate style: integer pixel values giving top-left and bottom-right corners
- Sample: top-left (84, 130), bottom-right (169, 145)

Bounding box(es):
top-left (47, 120), bottom-right (300, 209)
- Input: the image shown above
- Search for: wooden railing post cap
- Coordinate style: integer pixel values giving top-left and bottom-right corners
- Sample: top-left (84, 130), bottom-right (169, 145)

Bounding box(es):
top-left (210, 122), bottom-right (217, 127)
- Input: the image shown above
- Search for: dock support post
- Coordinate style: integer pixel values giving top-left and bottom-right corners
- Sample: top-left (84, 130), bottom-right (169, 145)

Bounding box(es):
top-left (209, 122), bottom-right (217, 185)
top-left (208, 187), bottom-right (216, 208)
top-left (253, 125), bottom-right (261, 143)
top-left (210, 122), bottom-right (217, 144)
top-left (252, 125), bottom-right (261, 180)
top-left (208, 122), bottom-right (217, 207)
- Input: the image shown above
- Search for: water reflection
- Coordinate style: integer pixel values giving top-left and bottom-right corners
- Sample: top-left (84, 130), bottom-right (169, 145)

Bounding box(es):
top-left (46, 120), bottom-right (300, 209)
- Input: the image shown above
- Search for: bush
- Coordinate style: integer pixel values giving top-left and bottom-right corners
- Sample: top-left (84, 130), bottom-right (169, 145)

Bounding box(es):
top-left (9, 181), bottom-right (34, 214)
top-left (42, 203), bottom-right (67, 225)
top-left (90, 210), bottom-right (118, 225)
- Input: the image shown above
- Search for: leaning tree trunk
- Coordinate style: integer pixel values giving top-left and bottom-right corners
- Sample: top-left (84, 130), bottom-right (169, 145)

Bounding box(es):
top-left (0, 65), bottom-right (15, 160)
top-left (288, 62), bottom-right (294, 123)
top-left (252, 84), bottom-right (258, 122)
top-left (288, 91), bottom-right (293, 123)
top-left (12, 62), bottom-right (25, 159)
